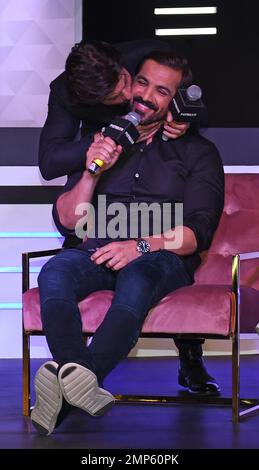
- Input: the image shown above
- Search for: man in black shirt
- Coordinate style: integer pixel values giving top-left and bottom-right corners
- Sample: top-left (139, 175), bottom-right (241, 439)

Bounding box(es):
top-left (31, 50), bottom-right (224, 436)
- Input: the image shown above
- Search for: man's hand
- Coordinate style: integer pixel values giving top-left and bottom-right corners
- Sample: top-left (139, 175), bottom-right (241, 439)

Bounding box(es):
top-left (136, 121), bottom-right (161, 143)
top-left (86, 133), bottom-right (122, 174)
top-left (135, 111), bottom-right (189, 144)
top-left (162, 111), bottom-right (189, 139)
top-left (90, 240), bottom-right (141, 271)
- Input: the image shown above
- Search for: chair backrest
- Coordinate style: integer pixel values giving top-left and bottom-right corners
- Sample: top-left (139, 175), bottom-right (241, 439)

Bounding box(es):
top-left (195, 174), bottom-right (259, 290)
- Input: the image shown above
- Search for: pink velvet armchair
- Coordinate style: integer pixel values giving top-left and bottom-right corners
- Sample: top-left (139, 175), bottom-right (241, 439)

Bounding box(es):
top-left (22, 174), bottom-right (259, 421)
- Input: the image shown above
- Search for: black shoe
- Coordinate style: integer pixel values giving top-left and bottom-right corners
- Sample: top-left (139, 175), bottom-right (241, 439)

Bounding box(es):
top-left (176, 342), bottom-right (221, 396)
top-left (178, 358), bottom-right (221, 396)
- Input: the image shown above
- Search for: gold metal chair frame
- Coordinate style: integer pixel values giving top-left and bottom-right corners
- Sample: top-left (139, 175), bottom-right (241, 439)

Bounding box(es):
top-left (22, 249), bottom-right (259, 422)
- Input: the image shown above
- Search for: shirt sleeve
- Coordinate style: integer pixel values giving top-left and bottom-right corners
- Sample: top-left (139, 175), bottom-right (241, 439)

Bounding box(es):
top-left (39, 83), bottom-right (94, 180)
top-left (183, 139), bottom-right (225, 252)
top-left (52, 171), bottom-right (84, 236)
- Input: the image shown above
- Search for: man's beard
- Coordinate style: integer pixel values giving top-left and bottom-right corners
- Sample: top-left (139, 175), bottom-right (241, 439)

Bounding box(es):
top-left (140, 110), bottom-right (167, 125)
top-left (130, 96), bottom-right (166, 125)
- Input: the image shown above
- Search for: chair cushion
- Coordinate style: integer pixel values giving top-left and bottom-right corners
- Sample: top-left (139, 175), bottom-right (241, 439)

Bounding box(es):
top-left (23, 284), bottom-right (254, 337)
top-left (23, 174), bottom-right (259, 339)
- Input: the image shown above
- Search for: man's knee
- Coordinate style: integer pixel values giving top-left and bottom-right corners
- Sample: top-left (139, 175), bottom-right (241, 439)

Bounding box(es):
top-left (38, 258), bottom-right (54, 285)
top-left (118, 258), bottom-right (165, 288)
top-left (38, 254), bottom-right (69, 286)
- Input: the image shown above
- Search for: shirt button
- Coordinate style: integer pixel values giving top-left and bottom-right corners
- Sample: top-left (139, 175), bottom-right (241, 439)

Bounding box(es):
top-left (135, 172), bottom-right (140, 179)
top-left (140, 148), bottom-right (144, 152)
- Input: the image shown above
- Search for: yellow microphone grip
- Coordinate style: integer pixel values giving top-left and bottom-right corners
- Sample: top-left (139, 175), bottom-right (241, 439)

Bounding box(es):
top-left (88, 157), bottom-right (105, 175)
top-left (93, 158), bottom-right (105, 168)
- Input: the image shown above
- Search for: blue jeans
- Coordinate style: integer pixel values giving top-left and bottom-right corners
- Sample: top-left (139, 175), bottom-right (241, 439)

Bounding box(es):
top-left (38, 248), bottom-right (192, 383)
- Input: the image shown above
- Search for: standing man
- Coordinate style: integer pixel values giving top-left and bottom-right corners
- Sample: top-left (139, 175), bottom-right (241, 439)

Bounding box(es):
top-left (31, 50), bottom-right (224, 436)
top-left (39, 40), bottom-right (190, 184)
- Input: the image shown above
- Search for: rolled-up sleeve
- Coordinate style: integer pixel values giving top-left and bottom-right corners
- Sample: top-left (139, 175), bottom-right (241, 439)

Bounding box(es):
top-left (39, 85), bottom-right (94, 180)
top-left (183, 139), bottom-right (225, 252)
top-left (52, 171), bottom-right (83, 237)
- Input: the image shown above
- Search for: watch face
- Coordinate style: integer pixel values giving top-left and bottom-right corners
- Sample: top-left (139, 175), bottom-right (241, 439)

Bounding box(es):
top-left (137, 239), bottom-right (150, 254)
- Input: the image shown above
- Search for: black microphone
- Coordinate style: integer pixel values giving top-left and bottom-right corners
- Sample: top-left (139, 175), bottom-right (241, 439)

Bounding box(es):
top-left (88, 111), bottom-right (141, 175)
top-left (162, 84), bottom-right (205, 141)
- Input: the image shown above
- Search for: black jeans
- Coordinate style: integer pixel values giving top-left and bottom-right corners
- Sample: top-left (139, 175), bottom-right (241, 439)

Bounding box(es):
top-left (38, 248), bottom-right (192, 383)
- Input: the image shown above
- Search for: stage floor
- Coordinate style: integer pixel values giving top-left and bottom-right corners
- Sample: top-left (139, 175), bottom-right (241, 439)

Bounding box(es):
top-left (0, 356), bottom-right (259, 449)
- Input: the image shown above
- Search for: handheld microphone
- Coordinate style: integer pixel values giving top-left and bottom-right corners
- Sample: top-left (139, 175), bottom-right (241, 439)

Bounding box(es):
top-left (162, 84), bottom-right (205, 141)
top-left (88, 111), bottom-right (141, 175)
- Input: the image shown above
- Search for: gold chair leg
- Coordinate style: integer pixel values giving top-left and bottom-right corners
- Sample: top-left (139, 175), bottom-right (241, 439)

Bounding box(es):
top-left (232, 254), bottom-right (240, 423)
top-left (22, 330), bottom-right (30, 416)
top-left (232, 333), bottom-right (240, 423)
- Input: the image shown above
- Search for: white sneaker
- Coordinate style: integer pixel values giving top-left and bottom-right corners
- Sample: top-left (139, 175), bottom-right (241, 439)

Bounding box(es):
top-left (58, 363), bottom-right (115, 416)
top-left (31, 361), bottom-right (63, 436)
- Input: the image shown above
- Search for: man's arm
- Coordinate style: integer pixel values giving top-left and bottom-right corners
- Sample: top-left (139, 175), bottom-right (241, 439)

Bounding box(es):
top-left (55, 135), bottom-right (122, 230)
top-left (146, 226), bottom-right (197, 255)
top-left (90, 199), bottom-right (199, 270)
top-left (39, 76), bottom-right (95, 181)
top-left (90, 138), bottom-right (224, 271)
top-left (182, 138), bottom-right (225, 252)
top-left (52, 171), bottom-right (85, 237)
top-left (90, 227), bottom-right (197, 271)
top-left (56, 171), bottom-right (99, 230)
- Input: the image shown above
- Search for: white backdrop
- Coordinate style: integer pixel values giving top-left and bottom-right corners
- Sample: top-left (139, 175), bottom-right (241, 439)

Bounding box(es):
top-left (0, 0), bottom-right (82, 127)
top-left (0, 0), bottom-right (82, 357)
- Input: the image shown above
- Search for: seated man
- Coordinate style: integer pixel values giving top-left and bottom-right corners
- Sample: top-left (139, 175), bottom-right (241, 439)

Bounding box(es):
top-left (31, 50), bottom-right (224, 436)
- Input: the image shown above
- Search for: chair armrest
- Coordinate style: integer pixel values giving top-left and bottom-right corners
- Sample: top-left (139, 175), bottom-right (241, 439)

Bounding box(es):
top-left (22, 248), bottom-right (62, 260)
top-left (231, 251), bottom-right (259, 339)
top-left (232, 251), bottom-right (259, 293)
top-left (22, 248), bottom-right (62, 292)
top-left (238, 251), bottom-right (259, 261)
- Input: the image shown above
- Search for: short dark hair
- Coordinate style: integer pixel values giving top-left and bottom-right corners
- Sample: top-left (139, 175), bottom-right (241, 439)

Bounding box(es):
top-left (65, 40), bottom-right (123, 105)
top-left (135, 50), bottom-right (193, 88)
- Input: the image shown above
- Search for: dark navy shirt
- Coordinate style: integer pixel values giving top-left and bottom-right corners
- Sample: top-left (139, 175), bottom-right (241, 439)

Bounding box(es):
top-left (53, 131), bottom-right (224, 278)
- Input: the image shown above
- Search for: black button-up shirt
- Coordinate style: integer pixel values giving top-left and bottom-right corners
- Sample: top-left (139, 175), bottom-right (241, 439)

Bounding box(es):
top-left (53, 131), bottom-right (224, 278)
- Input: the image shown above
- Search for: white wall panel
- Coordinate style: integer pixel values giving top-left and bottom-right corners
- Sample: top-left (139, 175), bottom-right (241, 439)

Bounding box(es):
top-left (0, 167), bottom-right (66, 186)
top-left (0, 309), bottom-right (22, 358)
top-left (0, 204), bottom-right (63, 274)
top-left (27, 336), bottom-right (51, 359)
top-left (0, 273), bottom-right (39, 302)
top-left (0, 309), bottom-right (51, 358)
top-left (0, 204), bottom-right (60, 231)
top-left (0, 238), bottom-right (62, 266)
top-left (0, 0), bottom-right (81, 357)
top-left (0, 0), bottom-right (81, 127)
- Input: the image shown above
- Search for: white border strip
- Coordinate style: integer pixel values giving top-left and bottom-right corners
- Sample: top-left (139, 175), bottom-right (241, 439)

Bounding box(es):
top-left (0, 267), bottom-right (41, 273)
top-left (154, 7), bottom-right (217, 15)
top-left (155, 27), bottom-right (217, 36)
top-left (224, 166), bottom-right (259, 173)
top-left (0, 167), bottom-right (66, 186)
top-left (0, 232), bottom-right (61, 237)
top-left (75, 0), bottom-right (83, 42)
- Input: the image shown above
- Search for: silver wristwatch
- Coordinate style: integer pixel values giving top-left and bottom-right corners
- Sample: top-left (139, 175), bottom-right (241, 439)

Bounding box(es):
top-left (136, 239), bottom-right (151, 254)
